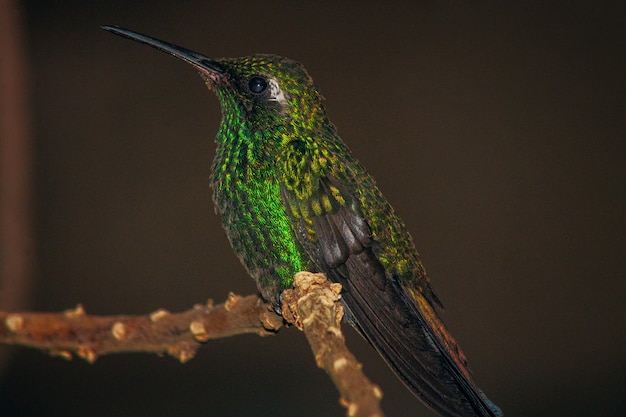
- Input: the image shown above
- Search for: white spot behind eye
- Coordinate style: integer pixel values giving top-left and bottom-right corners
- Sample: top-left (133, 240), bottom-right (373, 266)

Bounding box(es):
top-left (268, 78), bottom-right (288, 106)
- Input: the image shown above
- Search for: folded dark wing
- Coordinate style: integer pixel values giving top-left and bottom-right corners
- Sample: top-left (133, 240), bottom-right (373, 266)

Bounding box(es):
top-left (281, 175), bottom-right (502, 417)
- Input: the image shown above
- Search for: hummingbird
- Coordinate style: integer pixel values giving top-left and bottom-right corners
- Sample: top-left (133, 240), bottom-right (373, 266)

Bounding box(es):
top-left (101, 26), bottom-right (502, 417)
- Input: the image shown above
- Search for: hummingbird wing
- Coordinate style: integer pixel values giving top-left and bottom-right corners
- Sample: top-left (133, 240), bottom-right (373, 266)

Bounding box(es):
top-left (281, 175), bottom-right (502, 417)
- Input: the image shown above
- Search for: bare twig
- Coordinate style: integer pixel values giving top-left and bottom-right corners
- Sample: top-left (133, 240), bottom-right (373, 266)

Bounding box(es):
top-left (282, 272), bottom-right (385, 417)
top-left (0, 273), bottom-right (386, 416)
top-left (0, 293), bottom-right (283, 362)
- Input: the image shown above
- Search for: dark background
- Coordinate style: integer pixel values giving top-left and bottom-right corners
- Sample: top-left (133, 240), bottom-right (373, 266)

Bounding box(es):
top-left (1, 1), bottom-right (624, 416)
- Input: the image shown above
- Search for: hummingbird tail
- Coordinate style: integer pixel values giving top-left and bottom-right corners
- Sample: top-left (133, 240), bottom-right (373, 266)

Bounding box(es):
top-left (340, 256), bottom-right (502, 417)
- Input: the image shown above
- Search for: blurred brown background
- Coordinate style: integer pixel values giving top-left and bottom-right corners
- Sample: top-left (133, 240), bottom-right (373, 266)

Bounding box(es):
top-left (0, 1), bottom-right (624, 416)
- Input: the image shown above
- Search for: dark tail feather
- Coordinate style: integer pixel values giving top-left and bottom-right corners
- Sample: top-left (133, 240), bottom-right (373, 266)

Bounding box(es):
top-left (339, 251), bottom-right (502, 417)
top-left (300, 177), bottom-right (502, 416)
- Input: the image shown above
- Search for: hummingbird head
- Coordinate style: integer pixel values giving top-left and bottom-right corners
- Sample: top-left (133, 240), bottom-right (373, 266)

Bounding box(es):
top-left (101, 26), bottom-right (327, 130)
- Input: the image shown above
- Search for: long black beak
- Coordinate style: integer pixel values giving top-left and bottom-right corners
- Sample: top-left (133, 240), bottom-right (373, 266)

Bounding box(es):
top-left (101, 26), bottom-right (225, 78)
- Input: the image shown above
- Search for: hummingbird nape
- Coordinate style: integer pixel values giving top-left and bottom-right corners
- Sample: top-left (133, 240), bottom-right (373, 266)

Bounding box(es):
top-left (101, 25), bottom-right (502, 417)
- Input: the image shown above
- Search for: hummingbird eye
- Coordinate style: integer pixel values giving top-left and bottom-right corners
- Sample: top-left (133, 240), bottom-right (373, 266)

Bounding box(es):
top-left (248, 76), bottom-right (268, 93)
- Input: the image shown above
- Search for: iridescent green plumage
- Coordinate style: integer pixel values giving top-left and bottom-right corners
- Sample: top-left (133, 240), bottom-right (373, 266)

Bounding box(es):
top-left (102, 26), bottom-right (502, 417)
top-left (209, 55), bottom-right (436, 306)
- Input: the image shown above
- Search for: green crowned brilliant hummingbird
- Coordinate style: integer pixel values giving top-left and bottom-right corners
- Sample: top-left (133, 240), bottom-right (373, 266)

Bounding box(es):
top-left (101, 25), bottom-right (502, 417)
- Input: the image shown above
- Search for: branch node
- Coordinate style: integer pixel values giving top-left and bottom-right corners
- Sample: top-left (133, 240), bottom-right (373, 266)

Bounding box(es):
top-left (372, 385), bottom-right (383, 400)
top-left (333, 357), bottom-right (348, 372)
top-left (224, 292), bottom-right (240, 311)
top-left (50, 349), bottom-right (73, 361)
top-left (64, 304), bottom-right (85, 319)
top-left (149, 308), bottom-right (171, 322)
top-left (168, 342), bottom-right (196, 363)
top-left (189, 320), bottom-right (210, 342)
top-left (76, 345), bottom-right (97, 363)
top-left (111, 321), bottom-right (127, 341)
top-left (5, 313), bottom-right (24, 332)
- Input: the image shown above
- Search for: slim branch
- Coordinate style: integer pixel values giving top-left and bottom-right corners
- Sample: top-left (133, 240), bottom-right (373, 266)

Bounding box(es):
top-left (0, 293), bottom-right (283, 362)
top-left (282, 272), bottom-right (385, 417)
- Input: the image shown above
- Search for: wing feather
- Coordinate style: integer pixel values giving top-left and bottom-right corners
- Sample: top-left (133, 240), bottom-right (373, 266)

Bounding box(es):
top-left (280, 175), bottom-right (502, 417)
